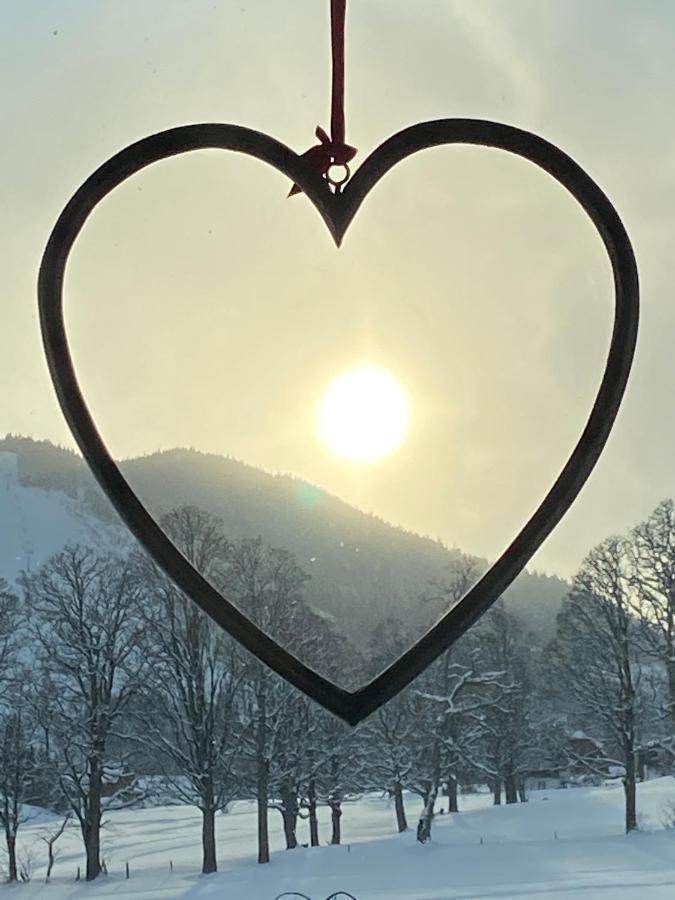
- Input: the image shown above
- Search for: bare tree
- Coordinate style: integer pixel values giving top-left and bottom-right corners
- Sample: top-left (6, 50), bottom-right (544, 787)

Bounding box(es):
top-left (0, 681), bottom-right (35, 884)
top-left (223, 536), bottom-right (313, 864)
top-left (135, 506), bottom-right (242, 875)
top-left (22, 546), bottom-right (150, 880)
top-left (0, 581), bottom-right (20, 703)
top-left (629, 499), bottom-right (675, 731)
top-left (551, 537), bottom-right (654, 832)
top-left (267, 693), bottom-right (317, 850)
top-left (409, 642), bottom-right (507, 839)
top-left (362, 618), bottom-right (422, 834)
top-left (42, 812), bottom-right (71, 883)
top-left (288, 629), bottom-right (361, 850)
top-left (400, 566), bottom-right (509, 839)
top-left (0, 581), bottom-right (31, 883)
top-left (363, 693), bottom-right (416, 833)
top-left (477, 604), bottom-right (539, 805)
top-left (319, 715), bottom-right (363, 846)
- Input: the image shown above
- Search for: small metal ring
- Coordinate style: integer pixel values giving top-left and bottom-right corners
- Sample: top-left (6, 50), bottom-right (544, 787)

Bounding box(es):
top-left (326, 162), bottom-right (351, 187)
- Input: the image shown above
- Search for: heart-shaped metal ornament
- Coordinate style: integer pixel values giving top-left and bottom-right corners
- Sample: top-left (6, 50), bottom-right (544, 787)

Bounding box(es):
top-left (38, 119), bottom-right (638, 725)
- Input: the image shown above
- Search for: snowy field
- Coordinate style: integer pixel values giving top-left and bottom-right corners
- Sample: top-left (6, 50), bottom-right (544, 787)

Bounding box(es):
top-left (11, 778), bottom-right (675, 899)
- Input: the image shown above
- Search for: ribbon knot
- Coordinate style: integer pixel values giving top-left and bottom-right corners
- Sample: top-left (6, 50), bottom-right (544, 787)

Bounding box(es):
top-left (288, 126), bottom-right (357, 197)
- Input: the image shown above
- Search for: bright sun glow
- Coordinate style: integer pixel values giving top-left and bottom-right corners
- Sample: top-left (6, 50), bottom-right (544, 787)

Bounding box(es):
top-left (318, 365), bottom-right (411, 463)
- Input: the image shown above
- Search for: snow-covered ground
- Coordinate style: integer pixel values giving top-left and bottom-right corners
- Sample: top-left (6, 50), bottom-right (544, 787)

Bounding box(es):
top-left (10, 778), bottom-right (675, 899)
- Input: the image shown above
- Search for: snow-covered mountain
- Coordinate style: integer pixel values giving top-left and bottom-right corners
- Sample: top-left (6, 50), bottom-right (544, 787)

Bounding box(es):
top-left (0, 448), bottom-right (126, 584)
top-left (0, 436), bottom-right (569, 643)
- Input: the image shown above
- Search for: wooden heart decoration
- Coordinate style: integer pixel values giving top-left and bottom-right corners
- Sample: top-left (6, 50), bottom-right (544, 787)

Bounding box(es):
top-left (38, 119), bottom-right (638, 724)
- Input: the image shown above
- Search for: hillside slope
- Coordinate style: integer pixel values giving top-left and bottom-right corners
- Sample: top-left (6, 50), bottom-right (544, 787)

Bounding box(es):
top-left (0, 447), bottom-right (126, 583)
top-left (0, 436), bottom-right (568, 643)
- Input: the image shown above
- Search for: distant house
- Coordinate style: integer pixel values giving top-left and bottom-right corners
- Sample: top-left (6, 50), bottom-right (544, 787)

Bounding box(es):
top-left (524, 732), bottom-right (673, 792)
top-left (524, 769), bottom-right (564, 792)
top-left (637, 743), bottom-right (673, 781)
top-left (561, 730), bottom-right (609, 783)
top-left (524, 731), bottom-right (609, 792)
top-left (568, 730), bottom-right (604, 762)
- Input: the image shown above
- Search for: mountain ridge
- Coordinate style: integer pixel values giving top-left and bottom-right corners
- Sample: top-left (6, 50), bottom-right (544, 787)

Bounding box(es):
top-left (0, 435), bottom-right (569, 643)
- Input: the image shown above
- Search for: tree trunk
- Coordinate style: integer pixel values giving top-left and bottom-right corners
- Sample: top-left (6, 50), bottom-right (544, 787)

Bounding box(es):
top-left (308, 777), bottom-right (319, 847)
top-left (446, 774), bottom-right (459, 813)
top-left (279, 780), bottom-right (298, 850)
top-left (624, 759), bottom-right (637, 833)
top-left (492, 778), bottom-right (502, 805)
top-left (417, 737), bottom-right (442, 840)
top-left (5, 830), bottom-right (17, 883)
top-left (201, 807), bottom-right (217, 874)
top-left (281, 810), bottom-right (298, 849)
top-left (45, 815), bottom-right (70, 883)
top-left (667, 602), bottom-right (675, 732)
top-left (84, 763), bottom-right (102, 881)
top-left (504, 774), bottom-right (518, 804)
top-left (623, 694), bottom-right (637, 833)
top-left (256, 690), bottom-right (270, 865)
top-left (46, 842), bottom-right (55, 882)
top-left (668, 659), bottom-right (675, 733)
top-left (329, 799), bottom-right (342, 845)
top-left (328, 752), bottom-right (342, 845)
top-left (393, 780), bottom-right (408, 832)
top-left (418, 783), bottom-right (438, 841)
top-left (257, 757), bottom-right (270, 864)
top-left (517, 777), bottom-right (527, 803)
top-left (83, 819), bottom-right (101, 881)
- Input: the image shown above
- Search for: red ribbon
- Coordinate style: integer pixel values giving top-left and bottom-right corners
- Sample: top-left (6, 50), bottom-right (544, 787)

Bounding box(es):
top-left (289, 0), bottom-right (357, 197)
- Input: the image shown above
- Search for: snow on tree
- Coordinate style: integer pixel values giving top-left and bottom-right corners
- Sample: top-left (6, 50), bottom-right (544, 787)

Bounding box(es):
top-left (362, 618), bottom-right (419, 833)
top-left (474, 603), bottom-right (540, 805)
top-left (550, 536), bottom-right (658, 833)
top-left (0, 676), bottom-right (36, 882)
top-left (133, 506), bottom-right (243, 875)
top-left (221, 535), bottom-right (314, 864)
top-left (0, 580), bottom-right (19, 703)
top-left (362, 692), bottom-right (416, 833)
top-left (266, 692), bottom-right (319, 850)
top-left (408, 638), bottom-right (510, 839)
top-left (21, 545), bottom-right (150, 880)
top-left (0, 580), bottom-right (50, 882)
top-left (368, 568), bottom-right (514, 840)
top-left (629, 499), bottom-right (675, 733)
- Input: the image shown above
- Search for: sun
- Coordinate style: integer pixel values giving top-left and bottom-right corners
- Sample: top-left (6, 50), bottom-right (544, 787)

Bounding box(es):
top-left (318, 365), bottom-right (411, 463)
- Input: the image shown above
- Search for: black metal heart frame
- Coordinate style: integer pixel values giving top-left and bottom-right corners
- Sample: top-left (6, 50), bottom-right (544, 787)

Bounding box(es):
top-left (38, 119), bottom-right (638, 725)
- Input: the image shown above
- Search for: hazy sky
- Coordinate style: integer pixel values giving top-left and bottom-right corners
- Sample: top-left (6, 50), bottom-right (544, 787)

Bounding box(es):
top-left (2, 1), bottom-right (675, 579)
